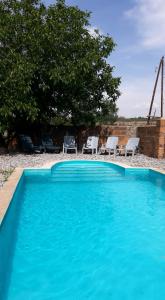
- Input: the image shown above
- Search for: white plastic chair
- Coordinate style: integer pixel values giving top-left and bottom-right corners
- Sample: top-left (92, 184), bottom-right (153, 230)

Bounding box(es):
top-left (125, 138), bottom-right (140, 156)
top-left (100, 136), bottom-right (118, 156)
top-left (82, 136), bottom-right (99, 154)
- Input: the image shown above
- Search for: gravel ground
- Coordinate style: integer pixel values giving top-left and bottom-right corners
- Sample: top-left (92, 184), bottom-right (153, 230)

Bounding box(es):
top-left (0, 152), bottom-right (165, 188)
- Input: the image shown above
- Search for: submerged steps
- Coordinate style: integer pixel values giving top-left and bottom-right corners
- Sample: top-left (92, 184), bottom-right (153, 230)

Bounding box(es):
top-left (51, 162), bottom-right (124, 182)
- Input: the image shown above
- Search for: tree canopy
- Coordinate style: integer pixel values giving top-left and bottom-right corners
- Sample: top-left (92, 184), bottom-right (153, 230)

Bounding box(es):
top-left (0, 0), bottom-right (121, 132)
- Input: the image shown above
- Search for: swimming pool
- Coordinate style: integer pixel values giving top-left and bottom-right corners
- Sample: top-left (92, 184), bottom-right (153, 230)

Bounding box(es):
top-left (0, 161), bottom-right (165, 299)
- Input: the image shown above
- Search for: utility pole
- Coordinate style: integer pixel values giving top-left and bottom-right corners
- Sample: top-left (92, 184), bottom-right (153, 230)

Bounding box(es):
top-left (161, 56), bottom-right (164, 117)
top-left (147, 56), bottom-right (164, 124)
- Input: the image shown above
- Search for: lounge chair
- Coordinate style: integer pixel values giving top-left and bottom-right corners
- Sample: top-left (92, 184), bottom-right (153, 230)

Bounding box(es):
top-left (82, 136), bottom-right (99, 154)
top-left (100, 136), bottom-right (118, 156)
top-left (63, 136), bottom-right (77, 154)
top-left (125, 138), bottom-right (140, 156)
top-left (19, 135), bottom-right (44, 154)
top-left (42, 136), bottom-right (60, 153)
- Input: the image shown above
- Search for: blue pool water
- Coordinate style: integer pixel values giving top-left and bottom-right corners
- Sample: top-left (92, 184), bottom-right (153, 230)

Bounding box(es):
top-left (0, 161), bottom-right (165, 299)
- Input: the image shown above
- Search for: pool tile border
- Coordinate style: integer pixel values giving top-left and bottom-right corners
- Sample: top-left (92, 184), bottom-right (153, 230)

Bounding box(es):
top-left (0, 160), bottom-right (165, 225)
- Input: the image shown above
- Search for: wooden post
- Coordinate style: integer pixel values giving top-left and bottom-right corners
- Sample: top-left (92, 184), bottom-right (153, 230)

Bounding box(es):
top-left (161, 56), bottom-right (164, 118)
top-left (147, 57), bottom-right (163, 124)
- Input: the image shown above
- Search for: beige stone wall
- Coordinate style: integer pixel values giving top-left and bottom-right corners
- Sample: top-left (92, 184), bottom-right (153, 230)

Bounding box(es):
top-left (6, 119), bottom-right (165, 158)
top-left (137, 119), bottom-right (165, 158)
top-left (57, 120), bottom-right (165, 158)
top-left (45, 123), bottom-right (139, 149)
top-left (76, 125), bottom-right (134, 148)
top-left (156, 119), bottom-right (165, 158)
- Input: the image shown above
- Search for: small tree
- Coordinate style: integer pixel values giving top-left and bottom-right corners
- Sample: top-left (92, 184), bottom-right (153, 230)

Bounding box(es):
top-left (0, 0), bottom-right (121, 132)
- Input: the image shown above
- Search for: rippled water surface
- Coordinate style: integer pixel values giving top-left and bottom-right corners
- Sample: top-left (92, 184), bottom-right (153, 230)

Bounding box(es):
top-left (1, 161), bottom-right (165, 300)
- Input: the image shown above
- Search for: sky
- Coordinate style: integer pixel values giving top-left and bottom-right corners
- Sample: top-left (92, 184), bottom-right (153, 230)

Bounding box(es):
top-left (45, 0), bottom-right (165, 117)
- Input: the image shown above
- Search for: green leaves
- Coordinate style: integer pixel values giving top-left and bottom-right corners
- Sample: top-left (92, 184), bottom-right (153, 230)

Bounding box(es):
top-left (0, 0), bottom-right (121, 132)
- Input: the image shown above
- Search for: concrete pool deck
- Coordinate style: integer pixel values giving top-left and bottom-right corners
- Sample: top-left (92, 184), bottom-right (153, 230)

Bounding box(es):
top-left (0, 155), bottom-right (165, 225)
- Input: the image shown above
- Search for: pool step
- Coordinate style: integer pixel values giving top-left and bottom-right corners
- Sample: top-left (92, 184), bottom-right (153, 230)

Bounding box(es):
top-left (52, 170), bottom-right (121, 175)
top-left (50, 163), bottom-right (125, 182)
top-left (54, 166), bottom-right (117, 171)
top-left (51, 170), bottom-right (123, 182)
top-left (52, 173), bottom-right (122, 178)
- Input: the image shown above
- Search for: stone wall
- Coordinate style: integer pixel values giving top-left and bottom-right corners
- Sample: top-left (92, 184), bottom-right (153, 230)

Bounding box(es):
top-left (137, 126), bottom-right (158, 158)
top-left (50, 119), bottom-right (165, 158)
top-left (49, 123), bottom-right (142, 149)
top-left (137, 119), bottom-right (165, 158)
top-left (157, 119), bottom-right (165, 158)
top-left (76, 125), bottom-right (135, 148)
top-left (6, 119), bottom-right (165, 158)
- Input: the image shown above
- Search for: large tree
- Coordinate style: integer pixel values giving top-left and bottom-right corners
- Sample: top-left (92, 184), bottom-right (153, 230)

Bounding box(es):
top-left (0, 0), bottom-right (121, 131)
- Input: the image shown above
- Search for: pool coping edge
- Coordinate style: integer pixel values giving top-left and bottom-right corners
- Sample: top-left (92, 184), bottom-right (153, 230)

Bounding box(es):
top-left (0, 168), bottom-right (23, 225)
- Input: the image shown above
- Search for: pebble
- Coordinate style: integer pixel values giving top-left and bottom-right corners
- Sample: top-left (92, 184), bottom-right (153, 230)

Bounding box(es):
top-left (0, 153), bottom-right (165, 188)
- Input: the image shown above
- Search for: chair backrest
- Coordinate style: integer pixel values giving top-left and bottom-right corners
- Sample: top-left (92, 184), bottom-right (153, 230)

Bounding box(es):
top-left (64, 136), bottom-right (76, 147)
top-left (86, 136), bottom-right (98, 149)
top-left (106, 136), bottom-right (118, 149)
top-left (42, 136), bottom-right (53, 146)
top-left (19, 135), bottom-right (33, 150)
top-left (24, 136), bottom-right (32, 143)
top-left (126, 138), bottom-right (140, 150)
